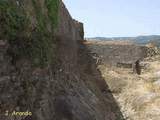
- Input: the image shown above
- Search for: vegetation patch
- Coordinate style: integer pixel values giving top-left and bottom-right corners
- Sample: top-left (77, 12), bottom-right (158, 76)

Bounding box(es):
top-left (0, 0), bottom-right (59, 67)
top-left (0, 0), bottom-right (30, 62)
top-left (31, 0), bottom-right (56, 67)
top-left (45, 0), bottom-right (60, 29)
top-left (0, 1), bottom-right (28, 40)
top-left (80, 25), bottom-right (84, 39)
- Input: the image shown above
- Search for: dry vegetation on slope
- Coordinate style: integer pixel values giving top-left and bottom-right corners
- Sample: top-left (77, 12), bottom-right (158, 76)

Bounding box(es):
top-left (87, 41), bottom-right (160, 120)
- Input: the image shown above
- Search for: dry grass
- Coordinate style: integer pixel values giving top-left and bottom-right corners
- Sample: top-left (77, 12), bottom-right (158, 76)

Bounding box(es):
top-left (98, 55), bottom-right (160, 120)
top-left (84, 40), bottom-right (134, 46)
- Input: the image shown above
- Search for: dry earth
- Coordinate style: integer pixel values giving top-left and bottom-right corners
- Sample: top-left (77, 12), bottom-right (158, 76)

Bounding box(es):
top-left (87, 41), bottom-right (160, 120)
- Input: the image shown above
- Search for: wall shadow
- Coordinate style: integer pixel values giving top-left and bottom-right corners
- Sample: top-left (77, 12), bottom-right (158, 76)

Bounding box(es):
top-left (78, 40), bottom-right (125, 120)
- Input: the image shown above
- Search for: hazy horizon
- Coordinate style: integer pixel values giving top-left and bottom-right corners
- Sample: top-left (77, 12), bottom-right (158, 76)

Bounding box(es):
top-left (63, 0), bottom-right (160, 37)
top-left (86, 34), bottom-right (160, 38)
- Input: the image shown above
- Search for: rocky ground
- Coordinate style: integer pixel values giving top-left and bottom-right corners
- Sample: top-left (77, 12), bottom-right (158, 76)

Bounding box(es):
top-left (87, 41), bottom-right (160, 120)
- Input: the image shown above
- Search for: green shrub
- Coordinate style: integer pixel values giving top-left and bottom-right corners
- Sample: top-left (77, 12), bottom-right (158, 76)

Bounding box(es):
top-left (0, 0), bottom-right (59, 67)
top-left (0, 0), bottom-right (29, 40)
top-left (0, 0), bottom-right (30, 62)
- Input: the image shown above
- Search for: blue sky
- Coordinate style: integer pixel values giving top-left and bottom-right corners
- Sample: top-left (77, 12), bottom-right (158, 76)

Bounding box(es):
top-left (63, 0), bottom-right (160, 37)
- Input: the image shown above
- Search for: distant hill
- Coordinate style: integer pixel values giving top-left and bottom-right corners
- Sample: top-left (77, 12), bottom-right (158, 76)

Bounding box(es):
top-left (87, 35), bottom-right (160, 46)
top-left (134, 35), bottom-right (160, 44)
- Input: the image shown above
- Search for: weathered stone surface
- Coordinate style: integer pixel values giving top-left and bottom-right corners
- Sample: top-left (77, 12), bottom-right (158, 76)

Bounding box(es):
top-left (87, 41), bottom-right (148, 66)
top-left (0, 0), bottom-right (124, 120)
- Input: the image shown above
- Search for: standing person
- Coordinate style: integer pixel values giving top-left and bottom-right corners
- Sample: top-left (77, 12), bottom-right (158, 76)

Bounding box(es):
top-left (135, 60), bottom-right (141, 75)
